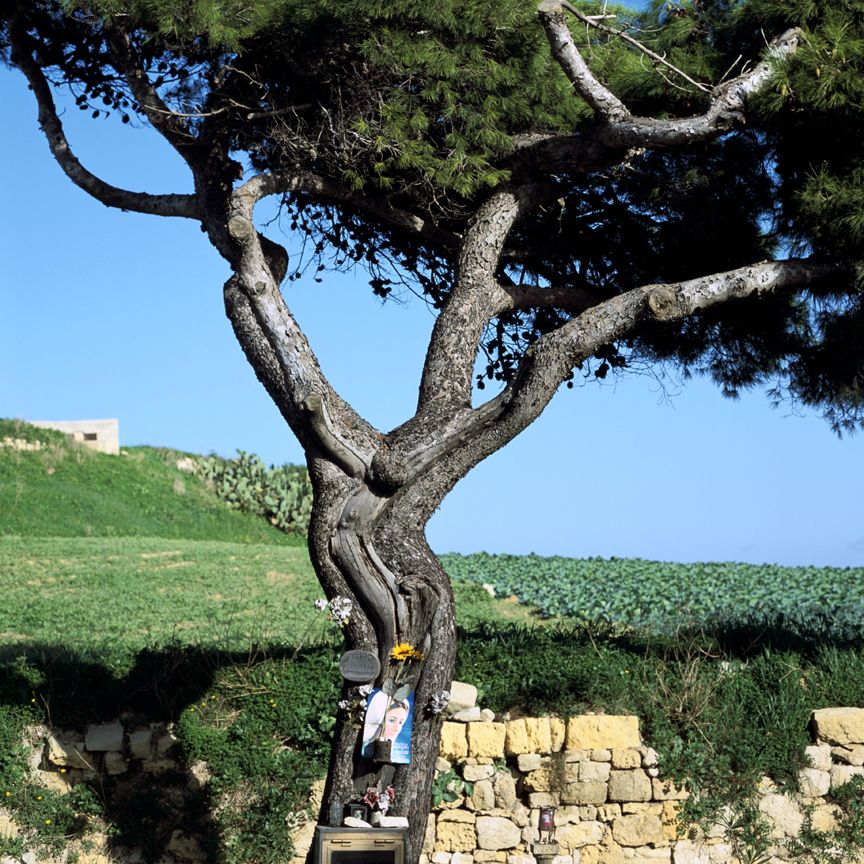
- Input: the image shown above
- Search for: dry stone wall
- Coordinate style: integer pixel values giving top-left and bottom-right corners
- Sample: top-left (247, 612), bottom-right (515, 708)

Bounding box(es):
top-left (6, 704), bottom-right (864, 864)
top-left (420, 699), bottom-right (864, 864)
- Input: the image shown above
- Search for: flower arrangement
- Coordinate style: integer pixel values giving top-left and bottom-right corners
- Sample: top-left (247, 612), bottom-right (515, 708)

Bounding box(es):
top-left (362, 784), bottom-right (396, 815)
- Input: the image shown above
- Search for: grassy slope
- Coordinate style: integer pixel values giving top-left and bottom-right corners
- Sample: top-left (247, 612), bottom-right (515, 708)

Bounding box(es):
top-left (0, 421), bottom-right (537, 654)
top-left (0, 419), bottom-right (299, 544)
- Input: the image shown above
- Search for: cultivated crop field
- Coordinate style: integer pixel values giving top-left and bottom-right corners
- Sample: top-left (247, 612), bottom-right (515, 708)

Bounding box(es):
top-left (442, 552), bottom-right (864, 639)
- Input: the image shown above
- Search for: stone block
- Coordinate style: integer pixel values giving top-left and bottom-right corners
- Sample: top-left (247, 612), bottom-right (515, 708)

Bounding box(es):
top-left (566, 716), bottom-right (641, 751)
top-left (608, 770), bottom-right (652, 802)
top-left (641, 747), bottom-right (659, 768)
top-left (506, 855), bottom-right (534, 864)
top-left (652, 779), bottom-right (689, 801)
top-left (578, 806), bottom-right (597, 821)
top-left (495, 773), bottom-right (518, 809)
top-left (518, 754), bottom-right (543, 772)
top-left (453, 708), bottom-right (484, 723)
top-left (561, 782), bottom-right (607, 805)
top-left (481, 710), bottom-right (497, 723)
top-left (579, 762), bottom-right (611, 784)
top-left (758, 793), bottom-right (804, 839)
top-left (611, 814), bottom-right (665, 847)
top-left (465, 765), bottom-right (496, 782)
top-left (0, 809), bottom-right (20, 841)
top-left (472, 780), bottom-right (496, 811)
top-left (622, 803), bottom-right (662, 817)
top-left (45, 735), bottom-right (90, 769)
top-left (611, 749), bottom-right (642, 769)
top-left (662, 802), bottom-right (683, 841)
top-left (553, 806), bottom-right (582, 826)
top-left (432, 853), bottom-right (453, 864)
top-left (804, 744), bottom-right (832, 771)
top-left (474, 853), bottom-right (506, 863)
top-left (811, 803), bottom-right (840, 832)
top-left (437, 821), bottom-right (477, 853)
top-left (424, 814), bottom-right (437, 854)
top-left (476, 817), bottom-right (522, 851)
top-left (510, 803), bottom-right (531, 828)
top-left (448, 682), bottom-right (479, 714)
top-left (525, 767), bottom-right (554, 793)
top-left (451, 853), bottom-right (474, 864)
top-left (671, 840), bottom-right (709, 864)
top-left (596, 804), bottom-right (622, 821)
top-left (506, 719), bottom-right (553, 756)
top-left (85, 722), bottom-right (124, 752)
top-left (811, 707), bottom-right (864, 746)
top-left (832, 744), bottom-right (864, 766)
top-left (104, 751), bottom-right (129, 775)
top-left (563, 749), bottom-right (589, 762)
top-left (798, 767), bottom-right (830, 797)
top-left (591, 749), bottom-right (611, 762)
top-left (633, 850), bottom-right (671, 862)
top-left (129, 728), bottom-right (153, 760)
top-left (556, 822), bottom-right (606, 849)
top-left (440, 810), bottom-right (477, 823)
top-left (706, 844), bottom-right (733, 863)
top-left (830, 764), bottom-right (864, 789)
top-left (528, 793), bottom-right (559, 807)
top-left (550, 718), bottom-right (566, 752)
top-left (468, 723), bottom-right (507, 759)
top-left (441, 723), bottom-right (469, 760)
top-left (156, 729), bottom-right (178, 756)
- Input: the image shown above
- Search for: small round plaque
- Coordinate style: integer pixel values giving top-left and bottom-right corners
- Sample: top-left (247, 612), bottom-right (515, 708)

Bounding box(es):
top-left (339, 650), bottom-right (381, 682)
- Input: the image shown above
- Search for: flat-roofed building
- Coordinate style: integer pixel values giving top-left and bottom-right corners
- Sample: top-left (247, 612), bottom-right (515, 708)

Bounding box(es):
top-left (30, 419), bottom-right (120, 455)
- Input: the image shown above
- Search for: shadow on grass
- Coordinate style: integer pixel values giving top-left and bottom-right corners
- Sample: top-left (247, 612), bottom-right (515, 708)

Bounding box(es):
top-left (0, 640), bottom-right (340, 864)
top-left (2, 619), bottom-right (864, 863)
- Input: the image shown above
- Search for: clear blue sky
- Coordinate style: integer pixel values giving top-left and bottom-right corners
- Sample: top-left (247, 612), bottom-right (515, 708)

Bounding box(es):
top-left (2, 70), bottom-right (863, 568)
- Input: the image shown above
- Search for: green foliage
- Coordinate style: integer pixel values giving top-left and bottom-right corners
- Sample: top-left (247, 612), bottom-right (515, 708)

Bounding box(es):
top-left (0, 536), bottom-right (332, 658)
top-left (430, 768), bottom-right (473, 807)
top-left (195, 451), bottom-right (312, 536)
top-left (0, 421), bottom-right (299, 545)
top-left (443, 552), bottom-right (864, 640)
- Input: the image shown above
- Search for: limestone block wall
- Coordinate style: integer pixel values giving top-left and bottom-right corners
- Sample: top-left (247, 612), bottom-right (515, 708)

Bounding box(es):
top-left (422, 706), bottom-right (864, 864)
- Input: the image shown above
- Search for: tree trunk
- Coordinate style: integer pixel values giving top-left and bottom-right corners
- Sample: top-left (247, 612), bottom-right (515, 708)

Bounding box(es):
top-left (306, 458), bottom-right (457, 864)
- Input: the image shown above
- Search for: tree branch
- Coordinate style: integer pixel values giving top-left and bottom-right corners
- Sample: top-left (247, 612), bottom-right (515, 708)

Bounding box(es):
top-left (390, 258), bottom-right (838, 527)
top-left (223, 188), bottom-right (382, 472)
top-left (9, 23), bottom-right (200, 220)
top-left (538, 1), bottom-right (802, 150)
top-left (237, 170), bottom-right (461, 253)
top-left (103, 25), bottom-right (199, 159)
top-left (538, 0), bottom-right (630, 122)
top-left (559, 0), bottom-right (712, 94)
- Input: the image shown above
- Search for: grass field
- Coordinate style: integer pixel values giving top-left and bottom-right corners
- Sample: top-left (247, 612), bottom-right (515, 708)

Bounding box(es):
top-left (0, 535), bottom-right (537, 656)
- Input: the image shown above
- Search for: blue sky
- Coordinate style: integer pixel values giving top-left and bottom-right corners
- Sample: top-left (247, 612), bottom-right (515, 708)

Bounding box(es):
top-left (2, 70), bottom-right (863, 568)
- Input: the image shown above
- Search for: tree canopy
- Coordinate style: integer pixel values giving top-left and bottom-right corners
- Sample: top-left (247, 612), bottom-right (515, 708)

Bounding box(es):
top-left (5, 0), bottom-right (864, 431)
top-left (5, 0), bottom-right (864, 858)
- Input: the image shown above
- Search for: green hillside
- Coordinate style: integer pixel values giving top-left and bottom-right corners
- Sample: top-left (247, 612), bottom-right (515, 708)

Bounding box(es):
top-left (0, 419), bottom-right (300, 545)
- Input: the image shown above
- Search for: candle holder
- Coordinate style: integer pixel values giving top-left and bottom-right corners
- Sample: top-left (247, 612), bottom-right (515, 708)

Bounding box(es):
top-left (538, 806), bottom-right (556, 842)
top-left (531, 806), bottom-right (559, 864)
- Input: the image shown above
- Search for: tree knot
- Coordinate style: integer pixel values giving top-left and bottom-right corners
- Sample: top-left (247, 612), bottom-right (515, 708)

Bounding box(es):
top-left (647, 285), bottom-right (684, 321)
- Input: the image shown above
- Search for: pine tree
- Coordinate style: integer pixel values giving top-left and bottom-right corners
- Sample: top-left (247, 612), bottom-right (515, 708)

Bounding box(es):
top-left (4, 0), bottom-right (864, 860)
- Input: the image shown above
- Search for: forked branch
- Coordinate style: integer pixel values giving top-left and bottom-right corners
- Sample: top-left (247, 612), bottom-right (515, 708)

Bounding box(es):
top-left (538, 0), bottom-right (801, 148)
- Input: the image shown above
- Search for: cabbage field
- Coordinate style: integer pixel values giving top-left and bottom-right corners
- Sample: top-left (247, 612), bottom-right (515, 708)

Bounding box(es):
top-left (441, 552), bottom-right (864, 639)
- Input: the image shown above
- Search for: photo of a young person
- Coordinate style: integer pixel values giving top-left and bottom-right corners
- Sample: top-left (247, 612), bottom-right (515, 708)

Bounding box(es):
top-left (361, 688), bottom-right (415, 764)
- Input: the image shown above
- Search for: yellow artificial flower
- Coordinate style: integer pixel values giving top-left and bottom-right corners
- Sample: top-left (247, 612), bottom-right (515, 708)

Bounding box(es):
top-left (390, 643), bottom-right (423, 662)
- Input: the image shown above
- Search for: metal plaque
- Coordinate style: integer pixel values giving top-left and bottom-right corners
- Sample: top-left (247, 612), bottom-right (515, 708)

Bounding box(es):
top-left (339, 650), bottom-right (381, 682)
